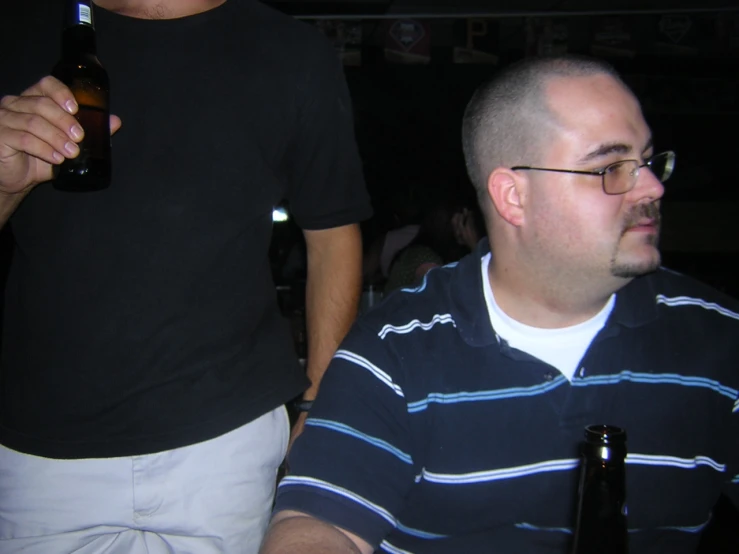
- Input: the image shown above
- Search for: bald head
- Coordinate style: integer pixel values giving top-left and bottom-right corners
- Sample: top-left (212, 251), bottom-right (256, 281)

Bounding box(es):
top-left (461, 55), bottom-right (627, 209)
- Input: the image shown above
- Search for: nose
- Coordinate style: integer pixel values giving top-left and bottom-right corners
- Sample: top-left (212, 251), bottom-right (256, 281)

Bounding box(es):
top-left (633, 165), bottom-right (665, 202)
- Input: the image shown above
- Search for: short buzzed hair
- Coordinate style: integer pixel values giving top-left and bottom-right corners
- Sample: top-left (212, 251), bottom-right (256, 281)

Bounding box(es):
top-left (461, 55), bottom-right (626, 207)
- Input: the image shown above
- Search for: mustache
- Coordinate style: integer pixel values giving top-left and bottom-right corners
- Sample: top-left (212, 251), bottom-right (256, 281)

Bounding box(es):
top-left (623, 203), bottom-right (661, 232)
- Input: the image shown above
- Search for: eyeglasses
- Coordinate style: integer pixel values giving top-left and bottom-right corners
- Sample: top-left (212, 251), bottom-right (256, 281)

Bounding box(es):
top-left (510, 151), bottom-right (676, 195)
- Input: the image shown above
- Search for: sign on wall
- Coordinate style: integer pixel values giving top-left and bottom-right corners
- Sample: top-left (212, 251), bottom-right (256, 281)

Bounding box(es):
top-left (384, 19), bottom-right (432, 64)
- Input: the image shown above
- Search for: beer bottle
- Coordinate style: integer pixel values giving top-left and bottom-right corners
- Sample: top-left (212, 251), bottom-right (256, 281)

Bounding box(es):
top-left (571, 424), bottom-right (629, 554)
top-left (52, 0), bottom-right (111, 191)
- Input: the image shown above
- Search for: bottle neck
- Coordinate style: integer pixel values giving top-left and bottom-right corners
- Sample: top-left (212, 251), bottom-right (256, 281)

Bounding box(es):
top-left (573, 460), bottom-right (628, 549)
top-left (62, 25), bottom-right (97, 57)
top-left (571, 425), bottom-right (629, 554)
top-left (62, 1), bottom-right (97, 56)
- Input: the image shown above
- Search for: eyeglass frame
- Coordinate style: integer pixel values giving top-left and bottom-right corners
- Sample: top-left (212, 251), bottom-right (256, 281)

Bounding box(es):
top-left (509, 150), bottom-right (676, 195)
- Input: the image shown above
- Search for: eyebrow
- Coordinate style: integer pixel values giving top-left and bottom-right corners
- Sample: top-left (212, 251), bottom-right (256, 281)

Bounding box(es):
top-left (578, 137), bottom-right (654, 164)
top-left (578, 142), bottom-right (632, 164)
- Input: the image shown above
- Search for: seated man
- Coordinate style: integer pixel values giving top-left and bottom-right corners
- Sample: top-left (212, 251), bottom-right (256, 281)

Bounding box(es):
top-left (260, 55), bottom-right (739, 554)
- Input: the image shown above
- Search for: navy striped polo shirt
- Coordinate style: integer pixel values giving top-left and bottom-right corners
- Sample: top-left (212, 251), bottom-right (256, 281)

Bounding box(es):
top-left (276, 240), bottom-right (739, 553)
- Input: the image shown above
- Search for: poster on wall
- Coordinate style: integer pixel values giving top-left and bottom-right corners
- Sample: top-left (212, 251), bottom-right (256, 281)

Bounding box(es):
top-left (314, 19), bottom-right (363, 66)
top-left (590, 17), bottom-right (637, 58)
top-left (453, 18), bottom-right (499, 64)
top-left (525, 18), bottom-right (569, 57)
top-left (384, 19), bottom-right (432, 64)
top-left (654, 14), bottom-right (697, 56)
top-left (652, 14), bottom-right (717, 57)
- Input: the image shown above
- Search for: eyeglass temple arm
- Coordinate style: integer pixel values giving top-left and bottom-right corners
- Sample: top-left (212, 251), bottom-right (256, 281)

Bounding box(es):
top-left (510, 166), bottom-right (602, 176)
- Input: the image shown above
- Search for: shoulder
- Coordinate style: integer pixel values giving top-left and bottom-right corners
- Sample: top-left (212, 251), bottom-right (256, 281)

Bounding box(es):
top-left (237, 1), bottom-right (338, 65)
top-left (365, 248), bottom-right (484, 342)
top-left (636, 268), bottom-right (739, 347)
top-left (361, 263), bottom-right (462, 346)
top-left (650, 267), bottom-right (739, 318)
top-left (337, 268), bottom-right (462, 400)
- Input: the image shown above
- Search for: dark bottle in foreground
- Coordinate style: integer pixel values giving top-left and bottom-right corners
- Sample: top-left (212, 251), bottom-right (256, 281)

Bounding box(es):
top-left (52, 0), bottom-right (111, 191)
top-left (571, 424), bottom-right (629, 554)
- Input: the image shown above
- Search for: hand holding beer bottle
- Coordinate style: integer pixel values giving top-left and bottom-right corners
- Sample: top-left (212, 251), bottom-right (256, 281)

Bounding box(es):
top-left (0, 1), bottom-right (121, 201)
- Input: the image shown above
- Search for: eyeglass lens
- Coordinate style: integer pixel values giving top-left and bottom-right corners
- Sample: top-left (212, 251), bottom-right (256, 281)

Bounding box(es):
top-left (604, 153), bottom-right (673, 193)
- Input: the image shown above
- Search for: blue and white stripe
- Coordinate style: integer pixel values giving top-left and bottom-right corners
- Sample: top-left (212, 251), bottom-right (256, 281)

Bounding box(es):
top-left (399, 262), bottom-right (459, 294)
top-left (407, 376), bottom-right (568, 413)
top-left (515, 522), bottom-right (573, 535)
top-left (306, 418), bottom-right (413, 465)
top-left (405, 371), bottom-right (736, 414)
top-left (650, 519), bottom-right (711, 534)
top-left (400, 272), bottom-right (431, 294)
top-left (514, 518), bottom-right (711, 536)
top-left (334, 349), bottom-right (405, 398)
top-left (380, 540), bottom-right (414, 553)
top-left (625, 453), bottom-right (725, 473)
top-left (395, 522), bottom-right (448, 539)
top-left (279, 475), bottom-right (398, 526)
top-left (417, 453), bottom-right (725, 487)
top-left (379, 314), bottom-right (456, 340)
top-left (656, 294), bottom-right (739, 321)
top-left (420, 458), bottom-right (580, 485)
top-left (572, 370), bottom-right (738, 402)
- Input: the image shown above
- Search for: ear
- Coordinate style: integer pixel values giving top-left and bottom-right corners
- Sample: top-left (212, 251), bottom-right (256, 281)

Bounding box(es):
top-left (486, 167), bottom-right (526, 227)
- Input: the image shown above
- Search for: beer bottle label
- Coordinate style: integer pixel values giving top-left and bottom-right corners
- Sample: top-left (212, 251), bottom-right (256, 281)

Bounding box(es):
top-left (77, 4), bottom-right (93, 26)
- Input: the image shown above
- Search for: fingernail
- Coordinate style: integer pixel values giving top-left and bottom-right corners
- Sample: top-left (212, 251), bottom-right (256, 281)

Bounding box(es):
top-left (70, 125), bottom-right (83, 140)
top-left (64, 141), bottom-right (79, 155)
top-left (52, 151), bottom-right (64, 163)
top-left (65, 100), bottom-right (78, 113)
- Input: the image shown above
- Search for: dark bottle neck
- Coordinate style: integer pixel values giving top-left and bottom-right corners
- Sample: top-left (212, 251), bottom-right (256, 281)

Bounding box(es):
top-left (62, 1), bottom-right (97, 57)
top-left (579, 424), bottom-right (627, 509)
top-left (572, 425), bottom-right (629, 554)
top-left (573, 462), bottom-right (628, 553)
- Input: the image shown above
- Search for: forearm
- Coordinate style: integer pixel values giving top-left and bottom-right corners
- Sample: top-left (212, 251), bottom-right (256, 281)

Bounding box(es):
top-left (303, 224), bottom-right (363, 398)
top-left (260, 515), bottom-right (364, 554)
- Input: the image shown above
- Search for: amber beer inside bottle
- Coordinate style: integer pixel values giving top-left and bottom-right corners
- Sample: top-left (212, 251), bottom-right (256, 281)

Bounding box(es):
top-left (52, 0), bottom-right (111, 191)
top-left (571, 424), bottom-right (628, 554)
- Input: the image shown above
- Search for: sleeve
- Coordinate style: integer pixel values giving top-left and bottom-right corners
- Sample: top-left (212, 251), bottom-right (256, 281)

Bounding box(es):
top-left (723, 388), bottom-right (739, 509)
top-left (718, 317), bottom-right (739, 510)
top-left (275, 321), bottom-right (416, 548)
top-left (284, 35), bottom-right (373, 231)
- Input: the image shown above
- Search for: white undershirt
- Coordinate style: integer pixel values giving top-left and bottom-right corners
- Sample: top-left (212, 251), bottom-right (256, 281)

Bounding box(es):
top-left (481, 253), bottom-right (615, 381)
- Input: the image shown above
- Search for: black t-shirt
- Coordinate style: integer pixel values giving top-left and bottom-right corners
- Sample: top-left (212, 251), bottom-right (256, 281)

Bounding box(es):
top-left (0, 0), bottom-right (372, 458)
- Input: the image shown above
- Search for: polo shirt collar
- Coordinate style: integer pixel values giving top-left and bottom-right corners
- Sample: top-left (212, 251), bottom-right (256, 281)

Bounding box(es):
top-left (448, 239), bottom-right (660, 347)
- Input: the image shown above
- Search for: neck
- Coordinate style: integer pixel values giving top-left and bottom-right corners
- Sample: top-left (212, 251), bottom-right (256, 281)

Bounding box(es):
top-left (93, 0), bottom-right (226, 19)
top-left (487, 254), bottom-right (623, 329)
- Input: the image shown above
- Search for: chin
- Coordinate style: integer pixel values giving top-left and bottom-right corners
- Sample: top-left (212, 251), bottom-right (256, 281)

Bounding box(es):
top-left (610, 240), bottom-right (662, 279)
top-left (610, 255), bottom-right (661, 279)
